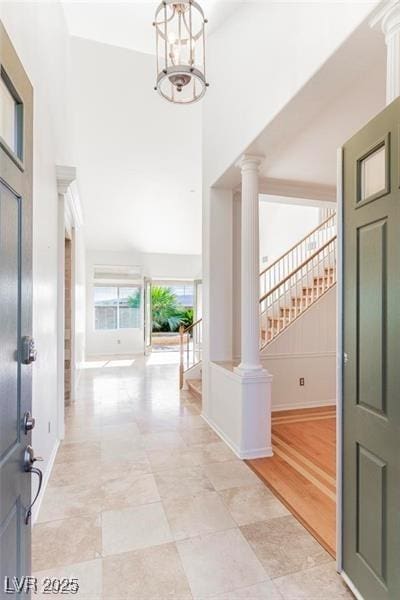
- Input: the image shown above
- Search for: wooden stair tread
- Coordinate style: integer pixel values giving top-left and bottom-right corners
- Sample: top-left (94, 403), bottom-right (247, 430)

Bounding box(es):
top-left (186, 378), bottom-right (202, 402)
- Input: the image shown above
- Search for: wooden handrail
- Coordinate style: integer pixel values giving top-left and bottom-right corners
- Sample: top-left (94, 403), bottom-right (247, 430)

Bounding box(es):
top-left (181, 318), bottom-right (202, 335)
top-left (259, 235), bottom-right (337, 304)
top-left (259, 212), bottom-right (336, 277)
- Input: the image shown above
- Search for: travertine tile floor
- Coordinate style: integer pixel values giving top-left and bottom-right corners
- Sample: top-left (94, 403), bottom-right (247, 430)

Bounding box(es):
top-left (33, 354), bottom-right (353, 599)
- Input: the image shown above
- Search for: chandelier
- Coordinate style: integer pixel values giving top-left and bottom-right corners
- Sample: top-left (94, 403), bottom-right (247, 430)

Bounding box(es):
top-left (153, 1), bottom-right (208, 104)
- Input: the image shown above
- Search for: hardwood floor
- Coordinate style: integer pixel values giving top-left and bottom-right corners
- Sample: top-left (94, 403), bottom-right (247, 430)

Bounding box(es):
top-left (247, 406), bottom-right (336, 557)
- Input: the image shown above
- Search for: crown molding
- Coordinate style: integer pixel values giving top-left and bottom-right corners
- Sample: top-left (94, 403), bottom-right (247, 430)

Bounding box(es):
top-left (258, 177), bottom-right (336, 202)
top-left (370, 0), bottom-right (400, 31)
top-left (56, 165), bottom-right (83, 228)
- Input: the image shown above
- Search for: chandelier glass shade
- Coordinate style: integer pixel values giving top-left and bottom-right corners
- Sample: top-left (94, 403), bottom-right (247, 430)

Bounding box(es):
top-left (153, 1), bottom-right (208, 104)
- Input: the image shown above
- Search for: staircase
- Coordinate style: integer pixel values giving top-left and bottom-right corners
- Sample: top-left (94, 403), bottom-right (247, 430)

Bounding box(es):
top-left (180, 212), bottom-right (337, 392)
top-left (259, 228), bottom-right (337, 348)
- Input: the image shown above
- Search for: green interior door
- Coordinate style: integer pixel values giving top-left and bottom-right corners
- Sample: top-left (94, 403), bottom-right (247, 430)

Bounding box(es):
top-left (342, 97), bottom-right (400, 599)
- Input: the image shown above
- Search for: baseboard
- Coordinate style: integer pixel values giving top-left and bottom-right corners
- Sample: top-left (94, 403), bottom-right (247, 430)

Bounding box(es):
top-left (86, 352), bottom-right (142, 360)
top-left (202, 412), bottom-right (273, 460)
top-left (272, 399), bottom-right (336, 411)
top-left (31, 439), bottom-right (60, 525)
top-left (340, 572), bottom-right (364, 600)
top-left (262, 351), bottom-right (336, 360)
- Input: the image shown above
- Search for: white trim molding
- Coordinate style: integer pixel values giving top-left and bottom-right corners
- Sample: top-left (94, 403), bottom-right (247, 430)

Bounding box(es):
top-left (336, 146), bottom-right (344, 573)
top-left (31, 439), bottom-right (60, 525)
top-left (271, 399), bottom-right (335, 412)
top-left (340, 572), bottom-right (364, 600)
top-left (57, 165), bottom-right (83, 229)
top-left (56, 165), bottom-right (83, 440)
top-left (202, 412), bottom-right (273, 460)
top-left (259, 177), bottom-right (336, 203)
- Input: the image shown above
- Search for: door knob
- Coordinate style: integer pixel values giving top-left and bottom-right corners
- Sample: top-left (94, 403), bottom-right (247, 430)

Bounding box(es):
top-left (24, 445), bottom-right (43, 470)
top-left (23, 411), bottom-right (36, 434)
top-left (24, 445), bottom-right (43, 525)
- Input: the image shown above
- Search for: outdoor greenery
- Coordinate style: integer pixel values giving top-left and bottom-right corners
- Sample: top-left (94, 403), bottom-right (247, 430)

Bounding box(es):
top-left (128, 286), bottom-right (194, 333)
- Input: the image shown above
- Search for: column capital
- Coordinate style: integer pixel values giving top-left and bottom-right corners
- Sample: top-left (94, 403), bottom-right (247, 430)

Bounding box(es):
top-left (236, 154), bottom-right (265, 172)
top-left (370, 0), bottom-right (400, 39)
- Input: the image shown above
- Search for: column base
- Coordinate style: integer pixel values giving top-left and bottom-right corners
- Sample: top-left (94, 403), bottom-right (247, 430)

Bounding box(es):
top-left (203, 361), bottom-right (273, 460)
top-left (234, 363), bottom-right (269, 377)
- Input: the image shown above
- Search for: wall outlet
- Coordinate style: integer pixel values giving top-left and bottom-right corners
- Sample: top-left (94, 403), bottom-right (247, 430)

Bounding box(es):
top-left (48, 421), bottom-right (51, 433)
top-left (117, 339), bottom-right (121, 344)
top-left (299, 377), bottom-right (305, 386)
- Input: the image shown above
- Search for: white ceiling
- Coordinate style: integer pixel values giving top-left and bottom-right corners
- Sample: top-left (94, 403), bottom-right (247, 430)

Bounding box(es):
top-left (62, 1), bottom-right (239, 55)
top-left (64, 1), bottom-right (239, 256)
top-left (215, 20), bottom-right (386, 193)
top-left (65, 3), bottom-right (386, 256)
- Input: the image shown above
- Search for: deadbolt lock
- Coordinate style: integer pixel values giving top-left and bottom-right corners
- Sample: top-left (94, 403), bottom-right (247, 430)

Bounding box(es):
top-left (22, 336), bottom-right (37, 365)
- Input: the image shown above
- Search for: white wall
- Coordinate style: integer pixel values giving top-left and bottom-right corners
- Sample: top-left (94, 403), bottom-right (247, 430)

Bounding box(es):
top-left (142, 253), bottom-right (201, 280)
top-left (70, 36), bottom-right (202, 256)
top-left (0, 2), bottom-right (76, 509)
top-left (203, 1), bottom-right (378, 188)
top-left (86, 249), bottom-right (201, 357)
top-left (259, 200), bottom-right (320, 266)
top-left (261, 287), bottom-right (336, 410)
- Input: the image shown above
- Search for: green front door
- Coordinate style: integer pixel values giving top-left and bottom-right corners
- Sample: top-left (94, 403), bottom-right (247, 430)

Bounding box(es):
top-left (342, 97), bottom-right (400, 599)
top-left (0, 20), bottom-right (34, 594)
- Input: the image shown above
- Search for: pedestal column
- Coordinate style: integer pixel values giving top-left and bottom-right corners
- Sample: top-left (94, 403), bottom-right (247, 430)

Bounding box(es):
top-left (236, 154), bottom-right (264, 374)
top-left (371, 1), bottom-right (400, 104)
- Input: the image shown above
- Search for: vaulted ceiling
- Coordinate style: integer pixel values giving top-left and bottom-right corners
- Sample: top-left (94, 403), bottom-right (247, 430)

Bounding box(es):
top-left (63, 2), bottom-right (386, 255)
top-left (63, 1), bottom-right (240, 255)
top-left (62, 1), bottom-right (239, 55)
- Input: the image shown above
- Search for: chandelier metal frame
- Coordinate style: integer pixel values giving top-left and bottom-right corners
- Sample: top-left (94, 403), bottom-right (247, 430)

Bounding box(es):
top-left (153, 0), bottom-right (208, 104)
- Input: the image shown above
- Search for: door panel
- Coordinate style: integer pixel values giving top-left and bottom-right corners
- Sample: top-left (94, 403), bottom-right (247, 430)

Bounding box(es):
top-left (342, 97), bottom-right (400, 599)
top-left (0, 21), bottom-right (33, 594)
top-left (357, 218), bottom-right (387, 414)
top-left (0, 184), bottom-right (20, 457)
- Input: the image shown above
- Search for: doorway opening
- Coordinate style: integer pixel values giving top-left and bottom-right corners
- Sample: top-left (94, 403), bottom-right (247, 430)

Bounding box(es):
top-left (150, 280), bottom-right (197, 354)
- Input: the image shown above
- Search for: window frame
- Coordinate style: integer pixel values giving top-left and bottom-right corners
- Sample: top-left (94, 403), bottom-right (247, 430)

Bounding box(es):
top-left (93, 284), bottom-right (142, 331)
top-left (0, 66), bottom-right (24, 168)
top-left (355, 133), bottom-right (390, 208)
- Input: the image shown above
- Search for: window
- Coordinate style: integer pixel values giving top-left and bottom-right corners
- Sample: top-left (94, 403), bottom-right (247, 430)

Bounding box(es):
top-left (94, 286), bottom-right (141, 330)
top-left (357, 136), bottom-right (389, 206)
top-left (0, 67), bottom-right (23, 160)
top-left (167, 284), bottom-right (194, 307)
top-left (360, 145), bottom-right (386, 201)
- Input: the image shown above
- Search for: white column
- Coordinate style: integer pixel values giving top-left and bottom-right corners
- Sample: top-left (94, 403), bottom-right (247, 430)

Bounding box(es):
top-left (236, 154), bottom-right (264, 374)
top-left (371, 0), bottom-right (400, 104)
